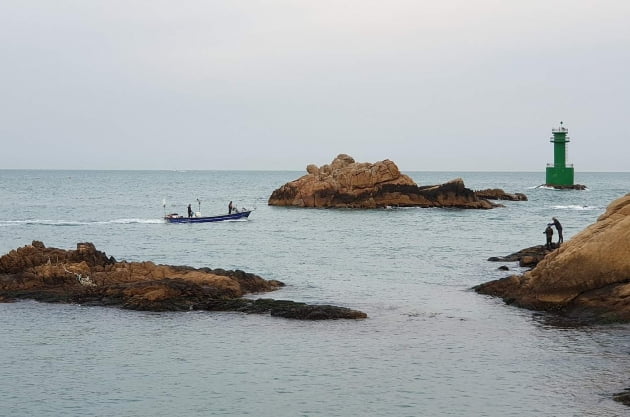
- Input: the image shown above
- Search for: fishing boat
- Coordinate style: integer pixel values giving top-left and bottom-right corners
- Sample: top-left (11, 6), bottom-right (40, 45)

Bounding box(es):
top-left (163, 198), bottom-right (252, 223)
top-left (164, 210), bottom-right (252, 223)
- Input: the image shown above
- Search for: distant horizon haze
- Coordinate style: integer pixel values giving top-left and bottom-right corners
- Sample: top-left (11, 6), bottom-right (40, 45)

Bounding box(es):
top-left (1, 1), bottom-right (628, 172)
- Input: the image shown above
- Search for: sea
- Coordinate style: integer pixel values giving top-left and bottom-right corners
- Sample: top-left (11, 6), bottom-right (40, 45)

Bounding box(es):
top-left (1, 170), bottom-right (629, 417)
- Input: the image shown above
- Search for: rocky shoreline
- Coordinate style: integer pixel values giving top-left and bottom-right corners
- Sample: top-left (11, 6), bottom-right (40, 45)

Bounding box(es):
top-left (268, 154), bottom-right (525, 209)
top-left (475, 193), bottom-right (630, 324)
top-left (0, 241), bottom-right (367, 320)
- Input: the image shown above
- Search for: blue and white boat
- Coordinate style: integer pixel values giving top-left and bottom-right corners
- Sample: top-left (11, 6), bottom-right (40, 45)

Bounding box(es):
top-left (163, 199), bottom-right (252, 223)
top-left (164, 210), bottom-right (252, 223)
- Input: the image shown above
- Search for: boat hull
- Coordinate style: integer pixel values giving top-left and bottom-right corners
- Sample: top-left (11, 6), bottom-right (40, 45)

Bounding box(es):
top-left (164, 211), bottom-right (252, 223)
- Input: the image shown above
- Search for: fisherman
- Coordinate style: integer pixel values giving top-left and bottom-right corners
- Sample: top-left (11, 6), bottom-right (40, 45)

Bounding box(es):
top-left (187, 204), bottom-right (193, 218)
top-left (544, 224), bottom-right (554, 250)
top-left (228, 201), bottom-right (233, 214)
top-left (551, 217), bottom-right (563, 244)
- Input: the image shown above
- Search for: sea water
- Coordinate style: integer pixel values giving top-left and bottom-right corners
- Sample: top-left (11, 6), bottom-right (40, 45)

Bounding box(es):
top-left (0, 170), bottom-right (629, 417)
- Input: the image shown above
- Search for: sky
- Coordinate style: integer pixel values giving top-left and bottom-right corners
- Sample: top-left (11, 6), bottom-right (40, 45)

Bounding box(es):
top-left (1, 0), bottom-right (629, 171)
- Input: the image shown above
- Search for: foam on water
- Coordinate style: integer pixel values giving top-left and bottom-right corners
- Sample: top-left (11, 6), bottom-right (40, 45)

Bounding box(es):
top-left (534, 185), bottom-right (591, 191)
top-left (551, 204), bottom-right (600, 211)
top-left (0, 218), bottom-right (164, 227)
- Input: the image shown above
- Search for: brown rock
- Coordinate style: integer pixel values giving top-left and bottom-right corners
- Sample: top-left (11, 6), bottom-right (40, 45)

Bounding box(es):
top-left (0, 241), bottom-right (114, 275)
top-left (0, 242), bottom-right (367, 320)
top-left (306, 164), bottom-right (319, 175)
top-left (476, 193), bottom-right (630, 323)
top-left (269, 154), bottom-right (498, 209)
top-left (519, 256), bottom-right (540, 267)
top-left (0, 242), bottom-right (277, 299)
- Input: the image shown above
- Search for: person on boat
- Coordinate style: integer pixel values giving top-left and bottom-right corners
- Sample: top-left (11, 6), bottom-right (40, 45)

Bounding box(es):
top-left (544, 224), bottom-right (554, 250)
top-left (551, 217), bottom-right (563, 245)
top-left (187, 204), bottom-right (193, 218)
top-left (228, 201), bottom-right (233, 214)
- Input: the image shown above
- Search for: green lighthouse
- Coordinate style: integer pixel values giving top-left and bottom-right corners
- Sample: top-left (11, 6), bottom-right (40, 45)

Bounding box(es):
top-left (545, 121), bottom-right (574, 186)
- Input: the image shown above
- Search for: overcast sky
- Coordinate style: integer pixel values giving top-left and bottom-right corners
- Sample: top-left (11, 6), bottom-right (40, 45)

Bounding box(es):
top-left (1, 1), bottom-right (628, 171)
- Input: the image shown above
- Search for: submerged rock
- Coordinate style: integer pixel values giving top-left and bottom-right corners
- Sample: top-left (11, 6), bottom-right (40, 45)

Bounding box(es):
top-left (614, 388), bottom-right (630, 407)
top-left (475, 193), bottom-right (630, 323)
top-left (268, 154), bottom-right (500, 209)
top-left (0, 242), bottom-right (367, 320)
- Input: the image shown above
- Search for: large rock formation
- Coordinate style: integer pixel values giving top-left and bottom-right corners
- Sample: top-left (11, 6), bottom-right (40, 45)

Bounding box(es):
top-left (268, 154), bottom-right (498, 209)
top-left (475, 193), bottom-right (630, 323)
top-left (0, 242), bottom-right (367, 320)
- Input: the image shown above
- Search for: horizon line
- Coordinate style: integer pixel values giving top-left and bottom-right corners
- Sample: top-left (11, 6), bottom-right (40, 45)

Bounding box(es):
top-left (1, 168), bottom-right (628, 174)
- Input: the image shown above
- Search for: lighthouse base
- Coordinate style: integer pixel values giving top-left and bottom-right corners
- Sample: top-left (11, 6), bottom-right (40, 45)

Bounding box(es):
top-left (546, 166), bottom-right (574, 187)
top-left (541, 184), bottom-right (587, 190)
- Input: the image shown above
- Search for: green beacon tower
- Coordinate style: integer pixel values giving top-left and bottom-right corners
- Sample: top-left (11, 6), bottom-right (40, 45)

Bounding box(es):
top-left (545, 121), bottom-right (574, 186)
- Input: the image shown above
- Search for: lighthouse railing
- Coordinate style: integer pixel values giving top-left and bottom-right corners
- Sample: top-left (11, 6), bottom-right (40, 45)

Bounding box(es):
top-left (546, 163), bottom-right (573, 168)
top-left (550, 136), bottom-right (570, 143)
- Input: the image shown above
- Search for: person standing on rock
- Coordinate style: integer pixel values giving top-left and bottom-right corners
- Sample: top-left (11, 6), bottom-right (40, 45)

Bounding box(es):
top-left (544, 224), bottom-right (554, 250)
top-left (551, 217), bottom-right (563, 245)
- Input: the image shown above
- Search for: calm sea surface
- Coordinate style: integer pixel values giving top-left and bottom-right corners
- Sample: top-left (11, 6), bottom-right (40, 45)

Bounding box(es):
top-left (1, 170), bottom-right (629, 416)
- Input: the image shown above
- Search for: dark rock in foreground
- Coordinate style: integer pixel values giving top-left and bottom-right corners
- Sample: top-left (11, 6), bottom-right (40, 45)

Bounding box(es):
top-left (487, 244), bottom-right (556, 268)
top-left (0, 242), bottom-right (367, 320)
top-left (201, 298), bottom-right (368, 320)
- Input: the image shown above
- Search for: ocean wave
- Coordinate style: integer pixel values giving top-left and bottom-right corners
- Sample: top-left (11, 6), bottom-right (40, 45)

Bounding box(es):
top-left (551, 205), bottom-right (599, 211)
top-left (532, 185), bottom-right (590, 191)
top-left (108, 218), bottom-right (164, 224)
top-left (0, 218), bottom-right (164, 227)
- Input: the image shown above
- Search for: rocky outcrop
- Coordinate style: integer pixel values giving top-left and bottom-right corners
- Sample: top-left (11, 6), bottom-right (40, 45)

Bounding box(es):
top-left (0, 242), bottom-right (367, 320)
top-left (475, 193), bottom-right (630, 323)
top-left (0, 240), bottom-right (115, 274)
top-left (488, 245), bottom-right (556, 268)
top-left (268, 154), bottom-right (498, 209)
top-left (475, 188), bottom-right (528, 201)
